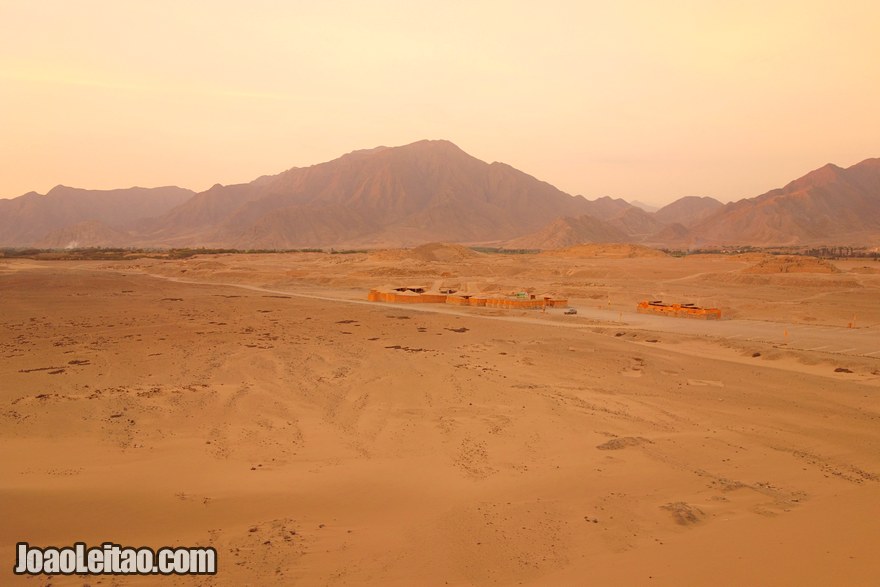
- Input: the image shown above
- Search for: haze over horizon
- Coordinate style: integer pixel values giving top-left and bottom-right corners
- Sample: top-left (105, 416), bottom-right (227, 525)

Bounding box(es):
top-left (2, 1), bottom-right (879, 206)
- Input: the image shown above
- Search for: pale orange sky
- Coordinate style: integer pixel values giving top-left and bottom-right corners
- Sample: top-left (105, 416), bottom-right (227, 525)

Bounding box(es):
top-left (1, 1), bottom-right (878, 206)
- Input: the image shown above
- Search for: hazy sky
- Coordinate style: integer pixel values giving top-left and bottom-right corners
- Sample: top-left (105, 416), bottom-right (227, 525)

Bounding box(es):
top-left (2, 1), bottom-right (878, 206)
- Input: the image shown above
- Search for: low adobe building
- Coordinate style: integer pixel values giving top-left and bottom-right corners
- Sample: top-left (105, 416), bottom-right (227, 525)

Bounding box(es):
top-left (636, 300), bottom-right (721, 319)
top-left (367, 286), bottom-right (567, 309)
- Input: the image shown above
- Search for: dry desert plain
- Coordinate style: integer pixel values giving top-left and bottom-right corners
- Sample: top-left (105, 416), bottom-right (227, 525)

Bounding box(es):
top-left (1, 243), bottom-right (880, 586)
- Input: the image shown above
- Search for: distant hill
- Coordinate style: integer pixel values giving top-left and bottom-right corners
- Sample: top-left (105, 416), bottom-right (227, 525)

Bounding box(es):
top-left (498, 159), bottom-right (880, 249)
top-left (35, 220), bottom-right (131, 249)
top-left (0, 186), bottom-right (194, 246)
top-left (607, 207), bottom-right (666, 238)
top-left (504, 215), bottom-right (629, 249)
top-left (575, 196), bottom-right (638, 221)
top-left (1, 142), bottom-right (878, 249)
top-left (654, 196), bottom-right (724, 228)
top-left (629, 200), bottom-right (660, 213)
top-left (140, 140), bottom-right (601, 248)
top-left (688, 159), bottom-right (880, 245)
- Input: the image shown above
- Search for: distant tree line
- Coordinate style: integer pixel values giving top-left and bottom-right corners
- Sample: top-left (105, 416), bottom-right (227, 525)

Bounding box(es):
top-left (4, 244), bottom-right (876, 261)
top-left (802, 246), bottom-right (878, 259)
top-left (0, 247), bottom-right (327, 260)
top-left (661, 246), bottom-right (879, 260)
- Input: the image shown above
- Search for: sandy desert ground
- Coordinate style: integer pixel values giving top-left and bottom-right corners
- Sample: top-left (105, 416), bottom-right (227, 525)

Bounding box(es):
top-left (1, 245), bottom-right (879, 585)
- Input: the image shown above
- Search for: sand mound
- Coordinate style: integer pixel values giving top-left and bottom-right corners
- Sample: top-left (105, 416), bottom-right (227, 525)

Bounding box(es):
top-left (731, 252), bottom-right (774, 262)
top-left (370, 242), bottom-right (482, 263)
top-left (849, 266), bottom-right (880, 274)
top-left (742, 256), bottom-right (840, 274)
top-left (410, 242), bottom-right (482, 262)
top-left (541, 243), bottom-right (666, 259)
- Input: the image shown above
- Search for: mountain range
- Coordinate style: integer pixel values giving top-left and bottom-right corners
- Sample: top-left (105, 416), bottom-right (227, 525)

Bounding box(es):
top-left (1, 140), bottom-right (878, 249)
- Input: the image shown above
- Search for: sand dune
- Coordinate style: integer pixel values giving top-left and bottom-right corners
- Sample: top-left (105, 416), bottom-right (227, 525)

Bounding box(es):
top-left (1, 252), bottom-right (879, 585)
